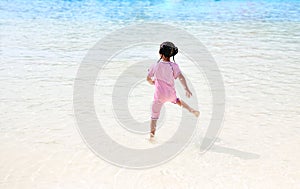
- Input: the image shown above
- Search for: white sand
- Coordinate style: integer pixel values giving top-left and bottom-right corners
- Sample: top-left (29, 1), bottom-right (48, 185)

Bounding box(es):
top-left (1, 20), bottom-right (300, 189)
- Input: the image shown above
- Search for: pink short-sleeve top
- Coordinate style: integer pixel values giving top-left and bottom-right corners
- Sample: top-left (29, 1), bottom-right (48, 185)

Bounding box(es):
top-left (148, 61), bottom-right (181, 102)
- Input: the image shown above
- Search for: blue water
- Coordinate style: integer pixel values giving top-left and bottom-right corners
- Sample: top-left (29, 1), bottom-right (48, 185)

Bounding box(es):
top-left (1, 0), bottom-right (299, 21)
top-left (1, 1), bottom-right (300, 188)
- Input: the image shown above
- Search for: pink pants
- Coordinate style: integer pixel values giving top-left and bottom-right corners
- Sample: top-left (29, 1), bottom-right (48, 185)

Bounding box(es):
top-left (151, 80), bottom-right (180, 119)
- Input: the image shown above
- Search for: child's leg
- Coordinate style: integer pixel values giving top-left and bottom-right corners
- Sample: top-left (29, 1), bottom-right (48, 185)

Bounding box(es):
top-left (150, 119), bottom-right (157, 137)
top-left (176, 99), bottom-right (200, 117)
top-left (150, 101), bottom-right (163, 137)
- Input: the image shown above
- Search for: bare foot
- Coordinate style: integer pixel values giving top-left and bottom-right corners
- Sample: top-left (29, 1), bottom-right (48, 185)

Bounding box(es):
top-left (191, 110), bottom-right (200, 117)
top-left (150, 126), bottom-right (156, 139)
top-left (150, 132), bottom-right (155, 138)
top-left (149, 132), bottom-right (156, 143)
top-left (148, 135), bottom-right (156, 143)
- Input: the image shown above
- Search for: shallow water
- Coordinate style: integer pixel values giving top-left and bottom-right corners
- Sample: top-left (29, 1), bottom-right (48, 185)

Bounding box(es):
top-left (1, 0), bottom-right (300, 188)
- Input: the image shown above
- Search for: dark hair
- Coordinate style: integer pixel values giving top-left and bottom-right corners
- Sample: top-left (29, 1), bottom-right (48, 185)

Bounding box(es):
top-left (158, 41), bottom-right (178, 62)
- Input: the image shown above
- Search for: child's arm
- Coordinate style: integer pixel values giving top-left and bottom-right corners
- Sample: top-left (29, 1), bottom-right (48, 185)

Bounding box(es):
top-left (147, 76), bottom-right (155, 85)
top-left (178, 73), bottom-right (192, 98)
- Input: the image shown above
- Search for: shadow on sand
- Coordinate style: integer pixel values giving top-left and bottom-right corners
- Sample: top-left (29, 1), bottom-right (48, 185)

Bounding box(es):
top-left (198, 138), bottom-right (260, 160)
top-left (210, 145), bottom-right (260, 160)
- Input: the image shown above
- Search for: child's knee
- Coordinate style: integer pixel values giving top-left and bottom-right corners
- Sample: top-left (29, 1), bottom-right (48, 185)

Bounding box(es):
top-left (151, 101), bottom-right (163, 120)
top-left (176, 98), bottom-right (182, 106)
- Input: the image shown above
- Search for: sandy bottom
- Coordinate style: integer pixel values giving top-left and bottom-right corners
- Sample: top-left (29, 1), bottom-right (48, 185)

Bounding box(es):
top-left (1, 20), bottom-right (300, 188)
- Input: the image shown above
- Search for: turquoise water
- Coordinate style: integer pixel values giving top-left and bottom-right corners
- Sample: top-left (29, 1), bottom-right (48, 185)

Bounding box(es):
top-left (1, 0), bottom-right (300, 188)
top-left (1, 0), bottom-right (299, 21)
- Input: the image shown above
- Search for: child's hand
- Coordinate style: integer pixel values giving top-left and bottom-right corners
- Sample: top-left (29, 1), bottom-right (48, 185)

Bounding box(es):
top-left (147, 76), bottom-right (155, 85)
top-left (185, 88), bottom-right (192, 98)
top-left (149, 80), bottom-right (155, 85)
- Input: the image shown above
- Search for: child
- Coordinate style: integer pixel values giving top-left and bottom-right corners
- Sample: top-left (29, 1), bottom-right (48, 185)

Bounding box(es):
top-left (147, 41), bottom-right (200, 138)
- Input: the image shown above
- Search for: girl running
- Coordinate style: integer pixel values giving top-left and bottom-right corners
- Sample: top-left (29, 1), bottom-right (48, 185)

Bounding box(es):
top-left (147, 41), bottom-right (200, 138)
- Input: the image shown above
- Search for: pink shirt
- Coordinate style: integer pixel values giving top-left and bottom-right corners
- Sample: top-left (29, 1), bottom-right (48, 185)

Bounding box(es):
top-left (148, 61), bottom-right (181, 103)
